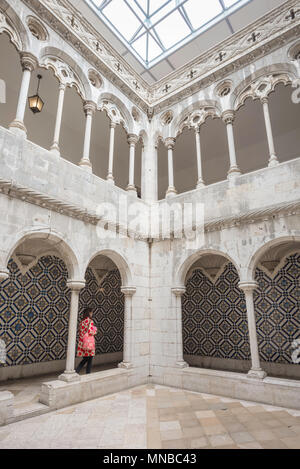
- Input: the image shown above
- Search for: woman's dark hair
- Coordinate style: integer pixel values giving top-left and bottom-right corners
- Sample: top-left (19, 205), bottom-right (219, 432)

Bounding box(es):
top-left (82, 307), bottom-right (93, 320)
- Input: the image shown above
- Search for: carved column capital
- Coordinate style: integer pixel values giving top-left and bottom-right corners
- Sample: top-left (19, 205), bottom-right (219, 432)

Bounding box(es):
top-left (67, 280), bottom-right (86, 291)
top-left (172, 286), bottom-right (186, 297)
top-left (222, 110), bottom-right (235, 125)
top-left (121, 286), bottom-right (137, 297)
top-left (110, 121), bottom-right (117, 129)
top-left (239, 281), bottom-right (258, 293)
top-left (20, 52), bottom-right (38, 72)
top-left (83, 100), bottom-right (97, 117)
top-left (127, 133), bottom-right (139, 147)
top-left (165, 137), bottom-right (176, 150)
top-left (260, 96), bottom-right (269, 104)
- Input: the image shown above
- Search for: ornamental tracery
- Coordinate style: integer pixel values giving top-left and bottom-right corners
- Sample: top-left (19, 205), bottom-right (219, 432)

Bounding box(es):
top-left (40, 56), bottom-right (85, 97)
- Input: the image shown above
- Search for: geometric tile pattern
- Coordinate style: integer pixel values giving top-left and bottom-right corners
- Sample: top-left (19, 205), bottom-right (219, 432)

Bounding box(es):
top-left (1, 384), bottom-right (300, 449)
top-left (254, 253), bottom-right (300, 364)
top-left (0, 256), bottom-right (70, 367)
top-left (79, 268), bottom-right (124, 355)
top-left (182, 263), bottom-right (250, 360)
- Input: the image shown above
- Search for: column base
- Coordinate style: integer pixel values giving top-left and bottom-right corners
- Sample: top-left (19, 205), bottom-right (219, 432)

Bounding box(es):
top-left (227, 166), bottom-right (242, 180)
top-left (79, 159), bottom-right (92, 172)
top-left (268, 155), bottom-right (279, 167)
top-left (107, 175), bottom-right (115, 185)
top-left (176, 361), bottom-right (189, 369)
top-left (0, 269), bottom-right (9, 281)
top-left (58, 371), bottom-right (80, 383)
top-left (118, 361), bottom-right (133, 370)
top-left (247, 369), bottom-right (267, 380)
top-left (126, 185), bottom-right (137, 196)
top-left (50, 143), bottom-right (61, 157)
top-left (9, 120), bottom-right (27, 137)
top-left (166, 187), bottom-right (177, 198)
top-left (196, 180), bottom-right (205, 189)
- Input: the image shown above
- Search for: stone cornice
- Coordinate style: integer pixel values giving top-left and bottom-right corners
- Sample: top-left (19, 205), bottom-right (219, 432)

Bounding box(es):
top-left (0, 177), bottom-right (299, 241)
top-left (20, 0), bottom-right (300, 115)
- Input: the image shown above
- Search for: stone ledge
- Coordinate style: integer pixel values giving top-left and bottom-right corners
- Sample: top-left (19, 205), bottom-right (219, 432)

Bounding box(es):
top-left (0, 391), bottom-right (14, 426)
top-left (39, 368), bottom-right (137, 410)
top-left (157, 366), bottom-right (300, 410)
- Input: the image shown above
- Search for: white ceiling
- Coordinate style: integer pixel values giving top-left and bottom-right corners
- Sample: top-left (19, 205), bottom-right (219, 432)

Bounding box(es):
top-left (72, 0), bottom-right (288, 83)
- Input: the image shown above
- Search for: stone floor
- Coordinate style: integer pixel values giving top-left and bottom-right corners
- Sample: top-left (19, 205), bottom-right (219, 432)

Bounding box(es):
top-left (1, 384), bottom-right (300, 449)
top-left (0, 363), bottom-right (118, 412)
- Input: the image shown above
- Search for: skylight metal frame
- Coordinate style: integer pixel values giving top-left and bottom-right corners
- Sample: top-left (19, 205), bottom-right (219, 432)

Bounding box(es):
top-left (85, 0), bottom-right (253, 69)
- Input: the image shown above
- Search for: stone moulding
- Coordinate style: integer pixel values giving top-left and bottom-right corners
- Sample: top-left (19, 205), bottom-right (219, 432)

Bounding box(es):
top-left (20, 0), bottom-right (300, 114)
top-left (0, 177), bottom-right (299, 241)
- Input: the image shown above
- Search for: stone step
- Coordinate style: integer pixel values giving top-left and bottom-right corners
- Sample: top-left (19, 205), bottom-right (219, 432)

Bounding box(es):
top-left (8, 402), bottom-right (50, 424)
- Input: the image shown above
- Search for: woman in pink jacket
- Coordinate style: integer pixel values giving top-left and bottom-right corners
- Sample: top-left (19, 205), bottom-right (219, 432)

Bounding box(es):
top-left (76, 307), bottom-right (97, 375)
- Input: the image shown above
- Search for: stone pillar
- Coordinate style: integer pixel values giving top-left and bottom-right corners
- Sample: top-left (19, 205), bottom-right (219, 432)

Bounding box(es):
top-left (165, 137), bottom-right (177, 198)
top-left (261, 97), bottom-right (279, 167)
top-left (222, 111), bottom-right (241, 179)
top-left (239, 281), bottom-right (267, 379)
top-left (0, 269), bottom-right (9, 282)
top-left (118, 286), bottom-right (136, 369)
top-left (50, 83), bottom-right (66, 156)
top-left (195, 126), bottom-right (205, 189)
top-left (172, 287), bottom-right (189, 368)
top-left (107, 121), bottom-right (116, 184)
top-left (141, 139), bottom-right (158, 202)
top-left (9, 52), bottom-right (38, 137)
top-left (127, 134), bottom-right (139, 195)
top-left (59, 280), bottom-right (85, 382)
top-left (79, 101), bottom-right (97, 172)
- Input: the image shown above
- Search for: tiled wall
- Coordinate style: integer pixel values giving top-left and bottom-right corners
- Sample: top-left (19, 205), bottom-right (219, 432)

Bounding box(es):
top-left (254, 253), bottom-right (300, 364)
top-left (0, 257), bottom-right (124, 367)
top-left (79, 268), bottom-right (124, 355)
top-left (0, 256), bottom-right (70, 366)
top-left (182, 263), bottom-right (251, 361)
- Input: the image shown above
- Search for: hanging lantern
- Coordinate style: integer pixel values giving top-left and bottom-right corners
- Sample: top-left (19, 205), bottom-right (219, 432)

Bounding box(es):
top-left (28, 74), bottom-right (44, 114)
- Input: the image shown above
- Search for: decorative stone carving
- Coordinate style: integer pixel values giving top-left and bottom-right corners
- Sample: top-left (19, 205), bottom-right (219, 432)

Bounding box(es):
top-left (40, 56), bottom-right (85, 97)
top-left (21, 0), bottom-right (300, 114)
top-left (101, 100), bottom-right (127, 130)
top-left (178, 107), bottom-right (219, 135)
top-left (88, 69), bottom-right (102, 89)
top-left (26, 15), bottom-right (48, 41)
top-left (161, 110), bottom-right (174, 126)
top-left (0, 11), bottom-right (22, 51)
top-left (236, 73), bottom-right (293, 109)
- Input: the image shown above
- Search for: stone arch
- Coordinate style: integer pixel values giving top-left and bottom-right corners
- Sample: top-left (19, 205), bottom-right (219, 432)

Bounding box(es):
top-left (39, 46), bottom-right (91, 100)
top-left (98, 92), bottom-right (134, 133)
top-left (170, 100), bottom-right (221, 138)
top-left (83, 249), bottom-right (133, 288)
top-left (245, 235), bottom-right (300, 282)
top-left (233, 63), bottom-right (297, 111)
top-left (4, 228), bottom-right (81, 281)
top-left (175, 247), bottom-right (241, 287)
top-left (0, 1), bottom-right (29, 51)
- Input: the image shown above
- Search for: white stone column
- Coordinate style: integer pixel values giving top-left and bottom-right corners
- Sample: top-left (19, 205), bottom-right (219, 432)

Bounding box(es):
top-left (165, 137), bottom-right (177, 198)
top-left (50, 83), bottom-right (66, 156)
top-left (239, 281), bottom-right (267, 379)
top-left (9, 52), bottom-right (38, 137)
top-left (141, 139), bottom-right (158, 202)
top-left (195, 126), bottom-right (205, 189)
top-left (0, 269), bottom-right (9, 282)
top-left (222, 111), bottom-right (242, 179)
top-left (118, 286), bottom-right (136, 369)
top-left (107, 121), bottom-right (116, 184)
top-left (79, 101), bottom-right (97, 172)
top-left (127, 134), bottom-right (138, 195)
top-left (172, 287), bottom-right (189, 368)
top-left (261, 97), bottom-right (279, 167)
top-left (59, 280), bottom-right (85, 382)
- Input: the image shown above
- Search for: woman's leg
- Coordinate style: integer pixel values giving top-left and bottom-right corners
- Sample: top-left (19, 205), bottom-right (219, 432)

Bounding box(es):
top-left (86, 357), bottom-right (93, 374)
top-left (76, 357), bottom-right (89, 374)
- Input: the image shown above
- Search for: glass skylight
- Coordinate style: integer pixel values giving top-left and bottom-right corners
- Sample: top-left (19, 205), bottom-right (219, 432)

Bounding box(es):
top-left (86, 0), bottom-right (253, 68)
